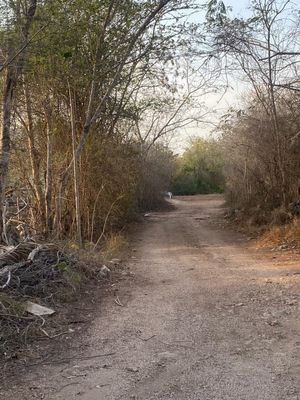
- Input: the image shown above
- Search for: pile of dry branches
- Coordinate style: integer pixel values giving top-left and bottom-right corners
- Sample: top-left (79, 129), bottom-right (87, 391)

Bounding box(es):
top-left (0, 241), bottom-right (75, 357)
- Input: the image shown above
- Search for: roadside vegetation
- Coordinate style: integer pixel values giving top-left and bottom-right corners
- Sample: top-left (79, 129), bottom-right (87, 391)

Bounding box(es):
top-left (172, 137), bottom-right (224, 195)
top-left (173, 0), bottom-right (300, 244)
top-left (207, 0), bottom-right (300, 244)
top-left (0, 0), bottom-right (191, 246)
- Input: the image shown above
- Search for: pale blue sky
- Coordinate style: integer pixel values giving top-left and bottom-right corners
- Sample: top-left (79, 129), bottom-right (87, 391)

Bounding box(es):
top-left (225, 0), bottom-right (252, 17)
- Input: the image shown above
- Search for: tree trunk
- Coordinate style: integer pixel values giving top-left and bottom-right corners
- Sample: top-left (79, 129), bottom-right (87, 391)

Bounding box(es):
top-left (24, 83), bottom-right (46, 229)
top-left (44, 99), bottom-right (53, 234)
top-left (266, 24), bottom-right (287, 206)
top-left (0, 64), bottom-right (15, 239)
top-left (69, 84), bottom-right (84, 248)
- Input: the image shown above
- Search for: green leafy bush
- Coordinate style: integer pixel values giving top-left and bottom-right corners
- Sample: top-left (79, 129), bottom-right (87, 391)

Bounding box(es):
top-left (172, 138), bottom-right (224, 195)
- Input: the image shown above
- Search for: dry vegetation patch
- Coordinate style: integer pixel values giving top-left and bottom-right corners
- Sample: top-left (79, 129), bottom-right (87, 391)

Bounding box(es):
top-left (0, 241), bottom-right (113, 361)
top-left (258, 218), bottom-right (300, 250)
top-left (0, 243), bottom-right (77, 358)
top-left (0, 228), bottom-right (134, 369)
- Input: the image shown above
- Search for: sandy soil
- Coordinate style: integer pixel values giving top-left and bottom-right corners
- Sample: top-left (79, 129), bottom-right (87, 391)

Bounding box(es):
top-left (1, 194), bottom-right (300, 399)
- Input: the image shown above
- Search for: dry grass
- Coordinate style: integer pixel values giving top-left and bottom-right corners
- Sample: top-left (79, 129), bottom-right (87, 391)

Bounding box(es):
top-left (258, 217), bottom-right (300, 248)
top-left (284, 217), bottom-right (300, 243)
top-left (101, 233), bottom-right (128, 260)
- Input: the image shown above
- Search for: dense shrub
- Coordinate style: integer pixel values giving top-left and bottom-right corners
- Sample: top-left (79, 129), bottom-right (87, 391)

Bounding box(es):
top-left (220, 92), bottom-right (300, 222)
top-left (172, 138), bottom-right (224, 195)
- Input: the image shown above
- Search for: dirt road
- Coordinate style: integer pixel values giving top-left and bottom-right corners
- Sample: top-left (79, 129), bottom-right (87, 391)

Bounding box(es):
top-left (2, 195), bottom-right (300, 399)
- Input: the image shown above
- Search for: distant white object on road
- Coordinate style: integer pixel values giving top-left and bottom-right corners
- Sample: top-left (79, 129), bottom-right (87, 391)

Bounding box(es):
top-left (167, 192), bottom-right (173, 199)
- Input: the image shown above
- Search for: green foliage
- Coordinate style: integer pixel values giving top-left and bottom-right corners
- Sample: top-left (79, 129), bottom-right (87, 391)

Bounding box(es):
top-left (172, 138), bottom-right (224, 195)
top-left (67, 270), bottom-right (82, 284)
top-left (56, 261), bottom-right (82, 284)
top-left (56, 261), bottom-right (69, 272)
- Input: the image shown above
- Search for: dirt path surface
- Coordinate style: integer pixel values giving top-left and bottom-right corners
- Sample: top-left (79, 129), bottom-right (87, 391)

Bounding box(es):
top-left (2, 195), bottom-right (300, 400)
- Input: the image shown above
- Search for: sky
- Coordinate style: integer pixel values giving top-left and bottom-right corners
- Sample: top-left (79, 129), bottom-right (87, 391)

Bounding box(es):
top-left (225, 0), bottom-right (252, 16)
top-left (169, 0), bottom-right (253, 153)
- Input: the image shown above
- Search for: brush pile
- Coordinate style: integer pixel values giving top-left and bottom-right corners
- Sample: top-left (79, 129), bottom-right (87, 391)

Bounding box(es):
top-left (0, 241), bottom-right (76, 358)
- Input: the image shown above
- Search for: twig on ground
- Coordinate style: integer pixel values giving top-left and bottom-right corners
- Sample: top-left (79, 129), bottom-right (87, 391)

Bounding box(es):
top-left (66, 373), bottom-right (87, 379)
top-left (39, 328), bottom-right (70, 339)
top-left (0, 313), bottom-right (34, 320)
top-left (0, 271), bottom-right (11, 289)
top-left (139, 334), bottom-right (156, 342)
top-left (114, 296), bottom-right (124, 307)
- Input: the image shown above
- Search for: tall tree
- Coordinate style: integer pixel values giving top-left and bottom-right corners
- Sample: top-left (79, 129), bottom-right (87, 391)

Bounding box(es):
top-left (0, 0), bottom-right (37, 240)
top-left (208, 0), bottom-right (300, 206)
